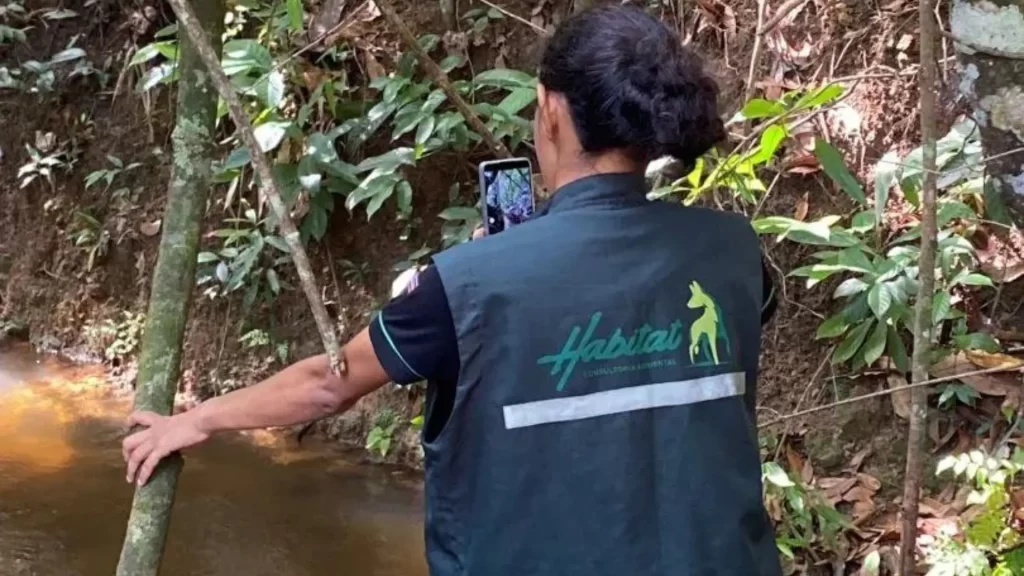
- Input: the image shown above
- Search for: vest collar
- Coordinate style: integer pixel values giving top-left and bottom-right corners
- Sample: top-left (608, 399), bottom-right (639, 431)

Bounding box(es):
top-left (537, 173), bottom-right (648, 216)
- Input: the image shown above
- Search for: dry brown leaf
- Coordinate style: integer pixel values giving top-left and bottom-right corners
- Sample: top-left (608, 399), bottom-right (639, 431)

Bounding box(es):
top-left (857, 473), bottom-right (881, 494)
top-left (849, 446), bottom-right (873, 472)
top-left (820, 476), bottom-right (859, 502)
top-left (888, 374), bottom-right (911, 420)
top-left (965, 350), bottom-right (1024, 370)
top-left (844, 486), bottom-right (876, 504)
top-left (793, 192), bottom-right (809, 221)
top-left (785, 444), bottom-right (805, 477)
top-left (919, 497), bottom-right (950, 518)
top-left (139, 220), bottom-right (161, 237)
top-left (363, 50), bottom-right (385, 81)
top-left (852, 499), bottom-right (876, 521)
top-left (931, 352), bottom-right (1023, 397)
top-left (801, 458), bottom-right (814, 484)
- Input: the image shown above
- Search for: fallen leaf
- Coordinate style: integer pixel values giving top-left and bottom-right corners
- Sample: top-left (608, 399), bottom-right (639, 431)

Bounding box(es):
top-left (849, 446), bottom-right (873, 472)
top-left (931, 352), bottom-right (1023, 397)
top-left (363, 49), bottom-right (385, 81)
top-left (852, 499), bottom-right (876, 521)
top-left (785, 444), bottom-right (806, 477)
top-left (139, 220), bottom-right (161, 236)
top-left (844, 486), bottom-right (876, 503)
top-left (889, 374), bottom-right (911, 420)
top-left (919, 497), bottom-right (950, 518)
top-left (793, 192), bottom-right (809, 221)
top-left (820, 476), bottom-right (859, 502)
top-left (895, 33), bottom-right (914, 51)
top-left (965, 350), bottom-right (1024, 370)
top-left (857, 473), bottom-right (881, 493)
top-left (801, 458), bottom-right (814, 484)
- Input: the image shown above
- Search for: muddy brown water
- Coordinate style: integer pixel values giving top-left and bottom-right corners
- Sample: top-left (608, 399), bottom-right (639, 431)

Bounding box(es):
top-left (0, 344), bottom-right (427, 576)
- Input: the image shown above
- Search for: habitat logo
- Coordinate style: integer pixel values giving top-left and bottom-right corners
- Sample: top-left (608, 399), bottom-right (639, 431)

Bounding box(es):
top-left (536, 281), bottom-right (732, 392)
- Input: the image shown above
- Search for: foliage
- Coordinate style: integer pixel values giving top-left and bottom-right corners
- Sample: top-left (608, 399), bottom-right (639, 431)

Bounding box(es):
top-left (84, 311), bottom-right (146, 363)
top-left (131, 2), bottom-right (536, 281)
top-left (17, 143), bottom-right (74, 191)
top-left (926, 449), bottom-right (1024, 575)
top-left (753, 120), bottom-right (997, 370)
top-left (238, 328), bottom-right (290, 364)
top-left (366, 408), bottom-right (399, 458)
top-left (196, 208), bottom-right (291, 307)
top-left (68, 211), bottom-right (110, 271)
top-left (761, 461), bottom-right (850, 561)
top-left (652, 84), bottom-right (845, 204)
top-left (85, 155), bottom-right (142, 191)
top-left (1, 34), bottom-right (105, 93)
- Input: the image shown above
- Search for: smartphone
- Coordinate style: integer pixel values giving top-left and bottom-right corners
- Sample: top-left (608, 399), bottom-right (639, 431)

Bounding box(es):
top-left (478, 158), bottom-right (535, 236)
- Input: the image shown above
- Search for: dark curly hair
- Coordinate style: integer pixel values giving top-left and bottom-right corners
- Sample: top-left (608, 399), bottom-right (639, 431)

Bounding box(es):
top-left (539, 5), bottom-right (725, 165)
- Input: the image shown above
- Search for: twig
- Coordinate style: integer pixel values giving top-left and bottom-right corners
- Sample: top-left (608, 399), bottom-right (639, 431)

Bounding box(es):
top-left (375, 0), bottom-right (511, 158)
top-left (758, 366), bottom-right (1023, 428)
top-left (167, 0), bottom-right (344, 375)
top-left (761, 0), bottom-right (808, 36)
top-left (902, 0), bottom-right (940, 568)
top-left (744, 0), bottom-right (767, 107)
top-left (478, 0), bottom-right (548, 35)
top-left (941, 29), bottom-right (1024, 60)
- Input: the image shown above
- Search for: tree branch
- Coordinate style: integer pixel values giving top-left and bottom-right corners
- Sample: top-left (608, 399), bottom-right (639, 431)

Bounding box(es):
top-left (901, 0), bottom-right (940, 568)
top-left (374, 0), bottom-right (512, 159)
top-left (166, 0), bottom-right (344, 375)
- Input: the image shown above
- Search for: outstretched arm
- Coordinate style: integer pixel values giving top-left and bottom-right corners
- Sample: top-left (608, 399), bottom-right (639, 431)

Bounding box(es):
top-left (122, 328), bottom-right (389, 486)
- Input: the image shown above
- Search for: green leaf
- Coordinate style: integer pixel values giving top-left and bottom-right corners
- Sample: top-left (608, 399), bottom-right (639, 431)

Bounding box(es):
top-left (49, 47), bottom-right (85, 64)
top-left (130, 43), bottom-right (165, 66)
top-left (861, 320), bottom-right (887, 366)
top-left (932, 291), bottom-right (952, 325)
top-left (222, 39), bottom-right (273, 75)
top-left (265, 235), bottom-right (291, 253)
top-left (833, 320), bottom-right (873, 363)
top-left (347, 174), bottom-right (399, 212)
top-left (266, 268), bottom-right (281, 295)
top-left (816, 313), bottom-right (850, 339)
top-left (954, 332), bottom-right (1001, 353)
top-left (957, 273), bottom-right (994, 288)
top-left (473, 68), bottom-right (537, 90)
top-left (874, 150), bottom-right (900, 227)
top-left (837, 247), bottom-right (874, 273)
top-left (254, 71), bottom-right (286, 108)
top-left (833, 277), bottom-right (868, 299)
top-left (887, 326), bottom-right (910, 372)
top-left (794, 84), bottom-right (844, 110)
top-left (355, 148), bottom-right (416, 173)
top-left (851, 210), bottom-right (875, 234)
top-left (439, 54), bottom-right (465, 73)
top-left (867, 283), bottom-right (893, 319)
top-left (740, 98), bottom-right (786, 119)
top-left (396, 180), bottom-right (413, 217)
top-left (139, 63), bottom-right (176, 91)
top-left (861, 551), bottom-right (881, 576)
top-left (197, 251), bottom-right (220, 264)
top-left (438, 206), bottom-right (479, 221)
top-left (762, 462), bottom-right (795, 487)
top-left (253, 121), bottom-right (290, 152)
top-left (497, 86), bottom-right (537, 116)
top-left (287, 0), bottom-right (304, 31)
top-left (750, 125), bottom-right (787, 165)
top-left (415, 115), bottom-right (436, 147)
top-left (814, 139), bottom-right (866, 205)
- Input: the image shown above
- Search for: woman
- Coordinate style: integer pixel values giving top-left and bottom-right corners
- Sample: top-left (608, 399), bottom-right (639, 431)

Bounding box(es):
top-left (123, 6), bottom-right (781, 575)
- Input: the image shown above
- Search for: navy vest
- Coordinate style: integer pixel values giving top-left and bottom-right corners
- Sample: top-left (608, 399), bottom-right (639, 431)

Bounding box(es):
top-left (428, 173), bottom-right (781, 576)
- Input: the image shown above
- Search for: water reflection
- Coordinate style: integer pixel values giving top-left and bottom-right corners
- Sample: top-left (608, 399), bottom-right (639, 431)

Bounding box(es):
top-left (0, 344), bottom-right (427, 576)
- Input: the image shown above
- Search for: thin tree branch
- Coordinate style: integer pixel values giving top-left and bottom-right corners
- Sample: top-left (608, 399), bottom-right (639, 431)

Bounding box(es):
top-left (375, 0), bottom-right (512, 158)
top-left (478, 0), bottom-right (548, 35)
top-left (166, 0), bottom-right (344, 375)
top-left (744, 0), bottom-right (767, 107)
top-left (758, 366), bottom-right (1023, 428)
top-left (902, 0), bottom-right (940, 567)
top-left (761, 0), bottom-right (808, 36)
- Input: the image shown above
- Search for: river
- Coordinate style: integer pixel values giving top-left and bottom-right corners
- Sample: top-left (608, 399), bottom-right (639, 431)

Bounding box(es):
top-left (0, 344), bottom-right (428, 575)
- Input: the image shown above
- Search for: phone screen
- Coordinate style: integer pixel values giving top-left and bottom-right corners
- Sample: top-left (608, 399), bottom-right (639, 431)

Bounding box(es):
top-left (481, 159), bottom-right (534, 235)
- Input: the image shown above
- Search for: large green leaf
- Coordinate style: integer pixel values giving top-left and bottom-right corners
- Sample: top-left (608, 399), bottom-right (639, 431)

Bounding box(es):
top-left (816, 313), bottom-right (850, 339)
top-left (749, 125), bottom-right (787, 165)
top-left (472, 68), bottom-right (537, 90)
top-left (287, 0), bottom-right (303, 31)
top-left (355, 147), bottom-right (416, 173)
top-left (222, 39), bottom-right (273, 75)
top-left (130, 42), bottom-right (178, 66)
top-left (254, 71), bottom-right (286, 108)
top-left (253, 121), bottom-right (290, 152)
top-left (740, 99), bottom-right (786, 119)
top-left (833, 320), bottom-right (873, 363)
top-left (837, 247), bottom-right (874, 273)
top-left (794, 83), bottom-right (844, 110)
top-left (887, 326), bottom-right (910, 372)
top-left (833, 277), bottom-right (868, 299)
top-left (497, 86), bottom-right (537, 116)
top-left (415, 115), bottom-right (436, 147)
top-left (346, 173), bottom-right (399, 212)
top-left (867, 283), bottom-right (893, 319)
top-left (861, 320), bottom-right (887, 366)
top-left (874, 149), bottom-right (900, 226)
top-left (438, 206), bottom-right (480, 221)
top-left (932, 291), bottom-right (952, 325)
top-left (814, 139), bottom-right (866, 205)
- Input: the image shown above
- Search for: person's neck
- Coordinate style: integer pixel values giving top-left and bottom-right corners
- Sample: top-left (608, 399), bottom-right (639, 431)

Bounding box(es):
top-left (547, 153), bottom-right (639, 192)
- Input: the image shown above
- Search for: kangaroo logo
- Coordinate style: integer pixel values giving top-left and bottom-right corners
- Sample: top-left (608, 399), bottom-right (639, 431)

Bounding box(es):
top-left (687, 281), bottom-right (730, 365)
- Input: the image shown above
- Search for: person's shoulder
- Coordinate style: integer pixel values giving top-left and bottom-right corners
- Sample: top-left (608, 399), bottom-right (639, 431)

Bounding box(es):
top-left (660, 202), bottom-right (755, 232)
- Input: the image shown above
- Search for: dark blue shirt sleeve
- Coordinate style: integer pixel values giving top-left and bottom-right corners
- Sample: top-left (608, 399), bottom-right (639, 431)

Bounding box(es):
top-left (761, 258), bottom-right (777, 325)
top-left (368, 265), bottom-right (460, 385)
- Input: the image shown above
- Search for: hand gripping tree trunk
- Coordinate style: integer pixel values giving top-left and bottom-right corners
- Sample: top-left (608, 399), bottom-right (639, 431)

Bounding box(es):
top-left (951, 0), bottom-right (1024, 226)
top-left (114, 1), bottom-right (224, 574)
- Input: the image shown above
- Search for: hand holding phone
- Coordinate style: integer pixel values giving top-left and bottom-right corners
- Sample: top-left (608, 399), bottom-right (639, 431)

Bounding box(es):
top-left (478, 158), bottom-right (535, 236)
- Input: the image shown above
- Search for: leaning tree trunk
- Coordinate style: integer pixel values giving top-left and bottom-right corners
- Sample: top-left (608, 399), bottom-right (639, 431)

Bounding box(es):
top-left (115, 1), bottom-right (224, 574)
top-left (951, 0), bottom-right (1024, 226)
